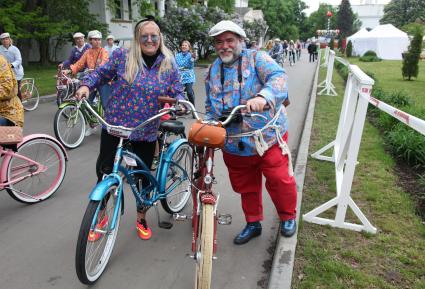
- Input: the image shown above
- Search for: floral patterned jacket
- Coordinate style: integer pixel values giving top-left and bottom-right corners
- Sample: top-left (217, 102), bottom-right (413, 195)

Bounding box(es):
top-left (205, 49), bottom-right (289, 156)
top-left (82, 48), bottom-right (185, 141)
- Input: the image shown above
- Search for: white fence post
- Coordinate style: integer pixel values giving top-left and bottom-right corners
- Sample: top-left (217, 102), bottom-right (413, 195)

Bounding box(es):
top-left (321, 46), bottom-right (330, 67)
top-left (318, 50), bottom-right (337, 96)
top-left (305, 64), bottom-right (377, 234)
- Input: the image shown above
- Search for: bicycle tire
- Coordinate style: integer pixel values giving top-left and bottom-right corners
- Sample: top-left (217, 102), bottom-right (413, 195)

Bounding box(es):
top-left (195, 203), bottom-right (214, 289)
top-left (21, 82), bottom-right (40, 111)
top-left (160, 142), bottom-right (192, 214)
top-left (54, 104), bottom-right (86, 149)
top-left (6, 137), bottom-right (67, 203)
top-left (75, 187), bottom-right (121, 285)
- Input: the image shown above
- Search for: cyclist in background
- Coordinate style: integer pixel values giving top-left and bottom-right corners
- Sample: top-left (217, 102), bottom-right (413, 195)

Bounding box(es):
top-left (206, 20), bottom-right (297, 245)
top-left (175, 39), bottom-right (196, 105)
top-left (104, 35), bottom-right (119, 57)
top-left (0, 33), bottom-right (24, 100)
top-left (59, 32), bottom-right (91, 69)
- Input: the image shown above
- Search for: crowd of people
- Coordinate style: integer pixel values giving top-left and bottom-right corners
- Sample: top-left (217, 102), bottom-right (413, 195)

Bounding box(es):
top-left (0, 19), bottom-right (307, 245)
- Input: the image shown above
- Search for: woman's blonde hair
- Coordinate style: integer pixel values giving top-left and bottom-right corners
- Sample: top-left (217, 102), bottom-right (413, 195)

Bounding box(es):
top-left (125, 21), bottom-right (175, 84)
top-left (265, 40), bottom-right (274, 50)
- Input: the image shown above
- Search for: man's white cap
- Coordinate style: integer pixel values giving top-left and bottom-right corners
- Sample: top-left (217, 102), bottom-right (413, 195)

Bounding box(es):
top-left (275, 38), bottom-right (280, 42)
top-left (0, 32), bottom-right (10, 39)
top-left (73, 32), bottom-right (85, 38)
top-left (208, 20), bottom-right (246, 38)
top-left (88, 30), bottom-right (102, 39)
top-left (106, 35), bottom-right (114, 40)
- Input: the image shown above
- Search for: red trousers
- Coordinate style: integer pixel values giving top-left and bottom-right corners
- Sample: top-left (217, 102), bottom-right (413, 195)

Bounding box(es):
top-left (222, 133), bottom-right (297, 222)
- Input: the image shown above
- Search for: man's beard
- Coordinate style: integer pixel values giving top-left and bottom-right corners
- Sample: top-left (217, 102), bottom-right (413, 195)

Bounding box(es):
top-left (218, 43), bottom-right (242, 64)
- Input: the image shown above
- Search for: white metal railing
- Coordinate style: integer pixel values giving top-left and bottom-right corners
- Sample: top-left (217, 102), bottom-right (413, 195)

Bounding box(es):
top-left (305, 64), bottom-right (377, 233)
top-left (320, 46), bottom-right (330, 67)
top-left (318, 50), bottom-right (337, 96)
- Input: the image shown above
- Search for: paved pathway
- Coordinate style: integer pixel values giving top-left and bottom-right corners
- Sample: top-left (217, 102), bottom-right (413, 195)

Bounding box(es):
top-left (0, 50), bottom-right (316, 289)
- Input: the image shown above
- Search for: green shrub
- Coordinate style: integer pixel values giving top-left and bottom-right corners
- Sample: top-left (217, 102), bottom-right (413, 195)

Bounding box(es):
top-left (346, 40), bottom-right (352, 57)
top-left (359, 55), bottom-right (382, 62)
top-left (363, 50), bottom-right (377, 57)
top-left (402, 28), bottom-right (423, 80)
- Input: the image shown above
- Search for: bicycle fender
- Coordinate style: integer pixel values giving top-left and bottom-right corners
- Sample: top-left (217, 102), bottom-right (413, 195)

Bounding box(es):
top-left (89, 176), bottom-right (120, 201)
top-left (20, 134), bottom-right (69, 161)
top-left (157, 138), bottom-right (188, 194)
top-left (58, 101), bottom-right (76, 110)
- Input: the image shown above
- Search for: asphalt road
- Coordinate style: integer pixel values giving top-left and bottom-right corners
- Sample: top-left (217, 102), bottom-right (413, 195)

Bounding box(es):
top-left (0, 51), bottom-right (316, 289)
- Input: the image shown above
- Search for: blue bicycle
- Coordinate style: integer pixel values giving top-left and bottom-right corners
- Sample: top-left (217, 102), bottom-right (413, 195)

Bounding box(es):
top-left (75, 98), bottom-right (192, 284)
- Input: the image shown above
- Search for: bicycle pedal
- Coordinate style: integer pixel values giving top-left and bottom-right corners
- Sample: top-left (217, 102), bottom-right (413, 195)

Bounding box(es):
top-left (217, 214), bottom-right (232, 225)
top-left (158, 221), bottom-right (173, 229)
top-left (173, 213), bottom-right (190, 221)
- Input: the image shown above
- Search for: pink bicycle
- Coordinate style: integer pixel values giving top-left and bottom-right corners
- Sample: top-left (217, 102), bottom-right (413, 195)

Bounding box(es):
top-left (1, 134), bottom-right (68, 203)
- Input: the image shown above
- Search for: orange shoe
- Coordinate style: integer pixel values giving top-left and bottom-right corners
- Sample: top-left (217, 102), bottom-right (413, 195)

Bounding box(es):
top-left (88, 215), bottom-right (109, 242)
top-left (136, 219), bottom-right (152, 240)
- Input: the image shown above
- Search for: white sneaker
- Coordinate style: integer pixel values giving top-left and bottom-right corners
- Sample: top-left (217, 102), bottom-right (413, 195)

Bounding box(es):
top-left (85, 126), bottom-right (97, 137)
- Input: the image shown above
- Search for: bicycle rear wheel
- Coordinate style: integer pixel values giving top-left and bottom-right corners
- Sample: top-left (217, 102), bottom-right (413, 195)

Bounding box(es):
top-left (75, 186), bottom-right (121, 285)
top-left (21, 82), bottom-right (40, 111)
top-left (54, 104), bottom-right (86, 149)
top-left (195, 203), bottom-right (214, 289)
top-left (6, 137), bottom-right (67, 203)
top-left (161, 142), bottom-right (192, 214)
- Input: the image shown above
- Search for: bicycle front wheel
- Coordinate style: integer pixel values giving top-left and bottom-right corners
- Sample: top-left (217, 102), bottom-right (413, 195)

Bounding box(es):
top-left (75, 186), bottom-right (121, 285)
top-left (54, 104), bottom-right (86, 149)
top-left (21, 82), bottom-right (40, 111)
top-left (161, 142), bottom-right (192, 214)
top-left (6, 137), bottom-right (67, 203)
top-left (195, 203), bottom-right (214, 289)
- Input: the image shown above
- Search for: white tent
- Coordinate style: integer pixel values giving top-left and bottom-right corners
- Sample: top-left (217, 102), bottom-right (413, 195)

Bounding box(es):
top-left (347, 24), bottom-right (410, 60)
top-left (347, 28), bottom-right (371, 57)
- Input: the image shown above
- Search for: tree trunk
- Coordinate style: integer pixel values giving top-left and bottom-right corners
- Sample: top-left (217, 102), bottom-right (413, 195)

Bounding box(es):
top-left (19, 39), bottom-right (31, 66)
top-left (39, 39), bottom-right (50, 65)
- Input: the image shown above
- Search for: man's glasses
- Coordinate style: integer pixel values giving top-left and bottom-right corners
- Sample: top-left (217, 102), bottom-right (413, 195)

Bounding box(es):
top-left (140, 34), bottom-right (159, 44)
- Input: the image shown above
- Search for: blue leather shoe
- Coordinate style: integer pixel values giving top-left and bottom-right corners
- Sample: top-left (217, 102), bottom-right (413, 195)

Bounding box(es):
top-left (233, 222), bottom-right (262, 245)
top-left (281, 219), bottom-right (296, 237)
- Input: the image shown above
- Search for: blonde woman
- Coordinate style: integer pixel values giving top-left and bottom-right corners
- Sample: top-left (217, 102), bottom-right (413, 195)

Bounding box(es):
top-left (76, 16), bottom-right (185, 241)
top-left (265, 39), bottom-right (274, 55)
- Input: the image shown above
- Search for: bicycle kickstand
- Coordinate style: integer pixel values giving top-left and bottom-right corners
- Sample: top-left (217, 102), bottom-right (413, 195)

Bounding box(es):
top-left (153, 202), bottom-right (173, 229)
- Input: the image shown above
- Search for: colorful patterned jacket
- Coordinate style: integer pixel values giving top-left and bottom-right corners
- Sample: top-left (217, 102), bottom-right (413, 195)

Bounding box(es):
top-left (81, 48), bottom-right (185, 141)
top-left (62, 43), bottom-right (91, 69)
top-left (70, 47), bottom-right (108, 75)
top-left (175, 51), bottom-right (195, 84)
top-left (205, 49), bottom-right (289, 156)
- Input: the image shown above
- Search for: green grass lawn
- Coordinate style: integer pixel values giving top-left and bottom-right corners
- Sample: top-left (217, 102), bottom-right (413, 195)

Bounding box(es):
top-left (348, 58), bottom-right (425, 110)
top-left (292, 62), bottom-right (425, 288)
top-left (24, 64), bottom-right (58, 96)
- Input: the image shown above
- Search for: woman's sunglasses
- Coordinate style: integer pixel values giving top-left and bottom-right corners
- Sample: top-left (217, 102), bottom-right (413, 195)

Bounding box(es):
top-left (140, 34), bottom-right (159, 44)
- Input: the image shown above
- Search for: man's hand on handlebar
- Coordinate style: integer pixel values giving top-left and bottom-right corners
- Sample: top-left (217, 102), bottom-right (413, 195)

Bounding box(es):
top-left (246, 96), bottom-right (267, 113)
top-left (75, 86), bottom-right (90, 100)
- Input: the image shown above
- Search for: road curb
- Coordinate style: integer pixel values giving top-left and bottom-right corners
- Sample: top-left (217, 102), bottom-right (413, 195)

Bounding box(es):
top-left (39, 94), bottom-right (57, 103)
top-left (267, 58), bottom-right (321, 289)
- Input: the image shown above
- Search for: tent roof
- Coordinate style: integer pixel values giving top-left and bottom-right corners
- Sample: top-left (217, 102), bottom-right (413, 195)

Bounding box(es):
top-left (347, 28), bottom-right (370, 39)
top-left (368, 24), bottom-right (408, 38)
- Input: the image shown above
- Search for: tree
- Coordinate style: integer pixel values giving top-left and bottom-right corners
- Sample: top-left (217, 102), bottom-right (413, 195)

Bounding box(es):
top-left (208, 0), bottom-right (235, 13)
top-left (159, 5), bottom-right (234, 59)
top-left (248, 0), bottom-right (307, 40)
top-left (336, 0), bottom-right (354, 38)
top-left (0, 0), bottom-right (107, 65)
top-left (402, 27), bottom-right (423, 80)
top-left (381, 0), bottom-right (425, 28)
top-left (346, 39), bottom-right (353, 57)
top-left (243, 19), bottom-right (268, 42)
top-left (305, 4), bottom-right (337, 39)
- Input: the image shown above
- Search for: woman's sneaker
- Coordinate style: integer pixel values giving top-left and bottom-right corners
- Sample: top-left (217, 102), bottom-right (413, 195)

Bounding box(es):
top-left (88, 215), bottom-right (109, 242)
top-left (136, 219), bottom-right (152, 240)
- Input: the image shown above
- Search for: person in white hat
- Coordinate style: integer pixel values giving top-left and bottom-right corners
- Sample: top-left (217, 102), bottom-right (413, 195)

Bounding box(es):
top-left (104, 34), bottom-right (119, 57)
top-left (205, 20), bottom-right (297, 245)
top-left (59, 32), bottom-right (91, 69)
top-left (0, 32), bottom-right (24, 99)
top-left (64, 30), bottom-right (109, 135)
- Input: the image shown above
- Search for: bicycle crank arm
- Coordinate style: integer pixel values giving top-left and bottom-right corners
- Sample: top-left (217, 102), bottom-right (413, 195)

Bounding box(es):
top-left (173, 213), bottom-right (192, 221)
top-left (217, 214), bottom-right (232, 225)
